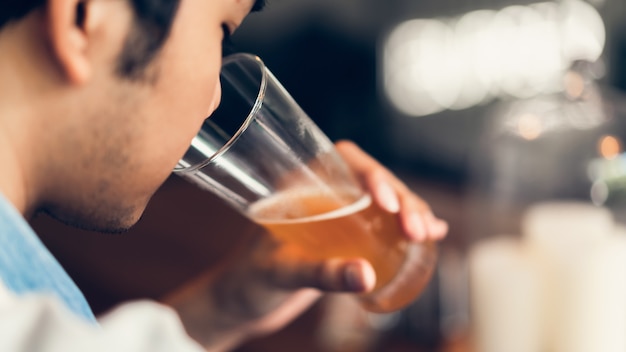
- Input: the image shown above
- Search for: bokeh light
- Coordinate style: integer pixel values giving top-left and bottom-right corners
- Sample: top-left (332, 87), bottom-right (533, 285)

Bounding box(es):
top-left (598, 135), bottom-right (622, 160)
top-left (383, 0), bottom-right (606, 117)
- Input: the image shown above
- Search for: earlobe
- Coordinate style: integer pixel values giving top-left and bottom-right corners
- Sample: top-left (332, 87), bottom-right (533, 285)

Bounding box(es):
top-left (46, 0), bottom-right (91, 84)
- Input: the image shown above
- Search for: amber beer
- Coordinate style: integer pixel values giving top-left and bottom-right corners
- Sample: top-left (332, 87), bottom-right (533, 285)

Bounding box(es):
top-left (175, 54), bottom-right (437, 311)
top-left (249, 187), bottom-right (436, 313)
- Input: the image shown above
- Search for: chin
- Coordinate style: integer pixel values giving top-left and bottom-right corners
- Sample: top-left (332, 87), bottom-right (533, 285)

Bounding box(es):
top-left (91, 210), bottom-right (143, 234)
top-left (43, 199), bottom-right (147, 234)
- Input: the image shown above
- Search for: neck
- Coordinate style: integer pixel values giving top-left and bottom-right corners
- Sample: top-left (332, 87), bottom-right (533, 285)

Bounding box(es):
top-left (0, 15), bottom-right (55, 218)
top-left (0, 135), bottom-right (31, 217)
top-left (0, 81), bottom-right (39, 217)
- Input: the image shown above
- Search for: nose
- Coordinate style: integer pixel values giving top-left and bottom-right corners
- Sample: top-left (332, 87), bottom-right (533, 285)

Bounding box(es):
top-left (206, 79), bottom-right (222, 117)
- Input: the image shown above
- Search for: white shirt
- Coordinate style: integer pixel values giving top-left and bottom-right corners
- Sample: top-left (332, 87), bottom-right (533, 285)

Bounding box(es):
top-left (0, 280), bottom-right (205, 352)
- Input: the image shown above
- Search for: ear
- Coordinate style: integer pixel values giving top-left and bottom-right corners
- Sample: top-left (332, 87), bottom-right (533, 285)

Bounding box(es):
top-left (46, 0), bottom-right (90, 84)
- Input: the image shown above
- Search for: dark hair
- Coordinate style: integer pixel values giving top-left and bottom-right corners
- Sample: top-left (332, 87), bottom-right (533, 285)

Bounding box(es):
top-left (0, 0), bottom-right (45, 26)
top-left (117, 0), bottom-right (181, 80)
top-left (0, 0), bottom-right (181, 80)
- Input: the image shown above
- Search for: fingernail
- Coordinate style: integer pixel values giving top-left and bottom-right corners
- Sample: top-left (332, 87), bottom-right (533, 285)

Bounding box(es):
top-left (345, 263), bottom-right (364, 292)
top-left (362, 263), bottom-right (376, 292)
top-left (424, 212), bottom-right (437, 234)
top-left (375, 181), bottom-right (400, 213)
top-left (434, 220), bottom-right (449, 238)
top-left (345, 262), bottom-right (376, 292)
top-left (406, 213), bottom-right (427, 241)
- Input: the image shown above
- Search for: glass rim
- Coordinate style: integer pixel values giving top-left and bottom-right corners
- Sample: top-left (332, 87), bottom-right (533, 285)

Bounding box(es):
top-left (174, 53), bottom-right (267, 173)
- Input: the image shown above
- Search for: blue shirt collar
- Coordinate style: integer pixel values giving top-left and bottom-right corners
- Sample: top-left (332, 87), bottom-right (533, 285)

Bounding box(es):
top-left (0, 192), bottom-right (96, 323)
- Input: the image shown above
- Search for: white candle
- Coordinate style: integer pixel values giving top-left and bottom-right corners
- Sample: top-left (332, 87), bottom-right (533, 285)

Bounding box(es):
top-left (564, 227), bottom-right (626, 352)
top-left (469, 236), bottom-right (543, 352)
top-left (522, 201), bottom-right (613, 250)
top-left (521, 201), bottom-right (614, 352)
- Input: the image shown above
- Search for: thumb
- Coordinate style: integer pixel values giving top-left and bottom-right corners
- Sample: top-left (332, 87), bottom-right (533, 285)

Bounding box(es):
top-left (268, 256), bottom-right (377, 293)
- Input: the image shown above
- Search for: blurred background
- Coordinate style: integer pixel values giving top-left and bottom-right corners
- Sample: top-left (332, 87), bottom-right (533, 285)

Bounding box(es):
top-left (226, 0), bottom-right (626, 349)
top-left (33, 0), bottom-right (626, 351)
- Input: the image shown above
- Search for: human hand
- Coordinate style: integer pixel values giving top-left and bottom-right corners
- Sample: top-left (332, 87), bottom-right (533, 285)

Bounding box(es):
top-left (165, 140), bottom-right (448, 351)
top-left (335, 140), bottom-right (448, 242)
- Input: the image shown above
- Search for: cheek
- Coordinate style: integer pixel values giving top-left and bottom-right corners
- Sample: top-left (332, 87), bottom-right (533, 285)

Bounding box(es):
top-left (157, 56), bottom-right (222, 143)
top-left (152, 4), bottom-right (225, 144)
top-left (134, 64), bottom-right (220, 185)
top-left (189, 66), bottom-right (222, 121)
top-left (141, 13), bottom-right (225, 166)
top-left (176, 69), bottom-right (221, 152)
top-left (171, 54), bottom-right (222, 127)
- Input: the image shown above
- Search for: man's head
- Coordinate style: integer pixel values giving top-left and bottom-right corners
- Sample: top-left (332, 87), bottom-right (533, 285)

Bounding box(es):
top-left (0, 0), bottom-right (262, 232)
top-left (2, 0), bottom-right (181, 80)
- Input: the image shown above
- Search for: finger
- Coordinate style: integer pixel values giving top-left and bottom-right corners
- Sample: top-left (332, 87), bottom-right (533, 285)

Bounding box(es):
top-left (336, 140), bottom-right (448, 241)
top-left (268, 255), bottom-right (376, 293)
top-left (398, 195), bottom-right (430, 241)
top-left (384, 180), bottom-right (435, 242)
top-left (365, 168), bottom-right (447, 241)
top-left (381, 172), bottom-right (450, 242)
top-left (363, 169), bottom-right (400, 213)
top-left (400, 200), bottom-right (450, 242)
top-left (335, 140), bottom-right (382, 176)
top-left (337, 141), bottom-right (411, 214)
top-left (244, 289), bottom-right (322, 338)
top-left (430, 218), bottom-right (449, 240)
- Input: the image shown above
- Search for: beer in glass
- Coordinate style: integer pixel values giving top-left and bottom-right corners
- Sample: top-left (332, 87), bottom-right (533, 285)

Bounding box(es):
top-left (174, 53), bottom-right (437, 312)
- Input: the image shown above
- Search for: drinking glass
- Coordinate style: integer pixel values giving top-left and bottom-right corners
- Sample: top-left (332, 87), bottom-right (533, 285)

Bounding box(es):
top-left (174, 53), bottom-right (437, 313)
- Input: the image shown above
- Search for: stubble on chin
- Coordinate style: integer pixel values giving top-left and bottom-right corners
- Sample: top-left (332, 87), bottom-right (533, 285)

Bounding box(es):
top-left (41, 191), bottom-right (149, 234)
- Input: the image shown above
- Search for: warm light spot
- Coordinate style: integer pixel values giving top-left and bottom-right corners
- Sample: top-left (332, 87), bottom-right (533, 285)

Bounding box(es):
top-left (598, 135), bottom-right (622, 159)
top-left (564, 71), bottom-right (585, 99)
top-left (518, 113), bottom-right (543, 140)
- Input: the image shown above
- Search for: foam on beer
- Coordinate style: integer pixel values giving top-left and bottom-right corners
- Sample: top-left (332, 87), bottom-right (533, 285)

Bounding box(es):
top-left (248, 188), bottom-right (371, 224)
